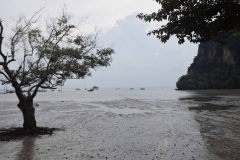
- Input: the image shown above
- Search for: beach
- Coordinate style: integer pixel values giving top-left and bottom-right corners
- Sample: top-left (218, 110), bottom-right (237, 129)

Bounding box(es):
top-left (0, 88), bottom-right (240, 160)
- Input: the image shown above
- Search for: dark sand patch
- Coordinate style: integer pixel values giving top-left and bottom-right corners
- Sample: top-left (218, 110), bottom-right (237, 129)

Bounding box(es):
top-left (179, 96), bottom-right (222, 102)
top-left (0, 127), bottom-right (62, 142)
top-left (188, 103), bottom-right (239, 111)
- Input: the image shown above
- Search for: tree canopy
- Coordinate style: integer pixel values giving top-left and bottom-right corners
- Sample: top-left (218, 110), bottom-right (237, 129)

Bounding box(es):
top-left (0, 8), bottom-right (115, 130)
top-left (0, 8), bottom-right (115, 101)
top-left (137, 0), bottom-right (240, 44)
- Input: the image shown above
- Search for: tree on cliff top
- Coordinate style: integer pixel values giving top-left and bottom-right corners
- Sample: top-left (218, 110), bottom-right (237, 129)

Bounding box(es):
top-left (137, 0), bottom-right (240, 44)
top-left (0, 8), bottom-right (115, 130)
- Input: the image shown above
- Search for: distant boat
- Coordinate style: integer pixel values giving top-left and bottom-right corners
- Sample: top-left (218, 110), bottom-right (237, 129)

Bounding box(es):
top-left (76, 88), bottom-right (81, 90)
top-left (88, 88), bottom-right (94, 92)
top-left (87, 86), bottom-right (99, 92)
top-left (93, 86), bottom-right (99, 90)
top-left (140, 88), bottom-right (145, 90)
top-left (130, 88), bottom-right (133, 90)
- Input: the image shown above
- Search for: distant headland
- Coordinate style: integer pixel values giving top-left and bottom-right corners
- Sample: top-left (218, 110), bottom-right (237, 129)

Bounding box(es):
top-left (177, 32), bottom-right (240, 90)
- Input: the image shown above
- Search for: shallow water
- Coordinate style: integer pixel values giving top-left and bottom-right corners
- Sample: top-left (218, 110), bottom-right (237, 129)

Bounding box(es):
top-left (0, 88), bottom-right (240, 160)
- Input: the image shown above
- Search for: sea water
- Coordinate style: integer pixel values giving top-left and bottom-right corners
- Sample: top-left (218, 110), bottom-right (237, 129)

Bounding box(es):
top-left (0, 88), bottom-right (192, 102)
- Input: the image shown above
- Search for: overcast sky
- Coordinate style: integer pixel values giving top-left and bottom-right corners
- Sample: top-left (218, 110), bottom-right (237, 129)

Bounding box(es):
top-left (0, 0), bottom-right (198, 89)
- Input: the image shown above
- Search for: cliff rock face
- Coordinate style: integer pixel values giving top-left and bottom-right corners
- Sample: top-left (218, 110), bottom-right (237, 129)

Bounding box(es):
top-left (177, 33), bottom-right (240, 90)
top-left (197, 41), bottom-right (221, 60)
top-left (188, 41), bottom-right (223, 74)
top-left (223, 45), bottom-right (235, 65)
top-left (195, 42), bottom-right (236, 65)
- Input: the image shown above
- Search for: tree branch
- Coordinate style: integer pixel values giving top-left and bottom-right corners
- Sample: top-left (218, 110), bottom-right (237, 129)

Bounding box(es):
top-left (0, 20), bottom-right (6, 62)
top-left (0, 71), bottom-right (10, 81)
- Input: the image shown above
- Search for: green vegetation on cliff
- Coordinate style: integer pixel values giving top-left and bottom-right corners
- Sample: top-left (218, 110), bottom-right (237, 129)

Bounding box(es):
top-left (177, 59), bottom-right (240, 90)
top-left (177, 34), bottom-right (240, 90)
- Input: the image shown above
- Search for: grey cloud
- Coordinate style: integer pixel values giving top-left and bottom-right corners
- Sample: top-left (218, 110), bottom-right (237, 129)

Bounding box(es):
top-left (64, 14), bottom-right (198, 88)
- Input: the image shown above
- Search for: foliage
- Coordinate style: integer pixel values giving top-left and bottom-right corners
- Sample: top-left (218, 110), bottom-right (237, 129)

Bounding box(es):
top-left (0, 8), bottom-right (115, 101)
top-left (137, 0), bottom-right (240, 44)
top-left (177, 57), bottom-right (240, 90)
top-left (177, 31), bottom-right (240, 90)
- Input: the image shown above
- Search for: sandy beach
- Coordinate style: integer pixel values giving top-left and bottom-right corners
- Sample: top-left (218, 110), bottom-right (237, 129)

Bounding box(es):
top-left (0, 88), bottom-right (240, 160)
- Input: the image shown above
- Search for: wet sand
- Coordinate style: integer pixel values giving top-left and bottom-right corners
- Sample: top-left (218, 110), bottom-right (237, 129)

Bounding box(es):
top-left (0, 89), bottom-right (240, 159)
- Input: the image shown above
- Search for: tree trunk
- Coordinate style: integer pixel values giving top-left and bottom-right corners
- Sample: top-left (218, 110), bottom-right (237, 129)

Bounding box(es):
top-left (17, 100), bottom-right (37, 130)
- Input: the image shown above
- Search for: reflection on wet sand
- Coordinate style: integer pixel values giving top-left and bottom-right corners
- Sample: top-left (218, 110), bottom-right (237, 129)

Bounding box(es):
top-left (16, 137), bottom-right (35, 160)
top-left (196, 111), bottom-right (240, 160)
top-left (189, 103), bottom-right (239, 111)
top-left (182, 90), bottom-right (240, 160)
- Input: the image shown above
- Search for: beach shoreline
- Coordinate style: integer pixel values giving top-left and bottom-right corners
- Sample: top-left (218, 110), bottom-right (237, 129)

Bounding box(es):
top-left (0, 89), bottom-right (240, 159)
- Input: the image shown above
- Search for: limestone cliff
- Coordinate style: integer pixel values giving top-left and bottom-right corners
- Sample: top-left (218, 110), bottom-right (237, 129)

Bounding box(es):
top-left (196, 41), bottom-right (221, 60)
top-left (177, 33), bottom-right (240, 90)
top-left (223, 45), bottom-right (235, 65)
